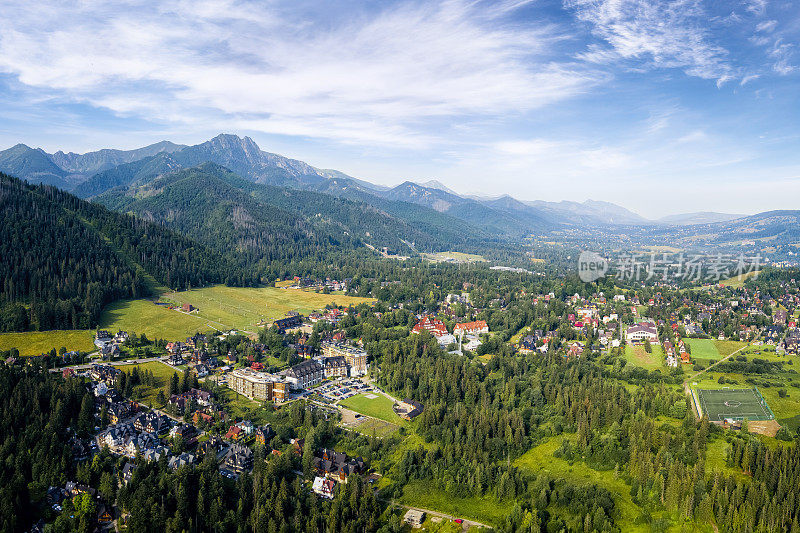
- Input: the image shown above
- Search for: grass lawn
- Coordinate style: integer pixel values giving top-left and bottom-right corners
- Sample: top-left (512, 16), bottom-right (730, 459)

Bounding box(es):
top-left (162, 285), bottom-right (374, 334)
top-left (685, 339), bottom-right (720, 360)
top-left (399, 481), bottom-right (508, 527)
top-left (352, 417), bottom-right (400, 438)
top-left (0, 330), bottom-right (95, 356)
top-left (339, 393), bottom-right (407, 425)
top-left (714, 340), bottom-right (748, 357)
top-left (624, 344), bottom-right (662, 371)
top-left (116, 361), bottom-right (181, 407)
top-left (218, 387), bottom-right (269, 425)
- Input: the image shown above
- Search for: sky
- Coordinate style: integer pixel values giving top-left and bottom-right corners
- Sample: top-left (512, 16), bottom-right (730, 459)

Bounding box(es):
top-left (1, 0), bottom-right (799, 217)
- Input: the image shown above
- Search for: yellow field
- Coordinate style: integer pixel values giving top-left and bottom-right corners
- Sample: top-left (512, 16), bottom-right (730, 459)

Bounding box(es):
top-left (100, 285), bottom-right (373, 340)
top-left (0, 330), bottom-right (95, 356)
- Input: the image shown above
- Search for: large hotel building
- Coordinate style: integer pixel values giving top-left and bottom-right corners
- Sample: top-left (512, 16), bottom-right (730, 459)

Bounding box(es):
top-left (227, 368), bottom-right (287, 402)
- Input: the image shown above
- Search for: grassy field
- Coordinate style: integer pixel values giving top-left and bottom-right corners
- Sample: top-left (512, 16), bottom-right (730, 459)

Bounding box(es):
top-left (99, 285), bottom-right (373, 341)
top-left (0, 330), bottom-right (95, 356)
top-left (351, 417), bottom-right (400, 438)
top-left (705, 439), bottom-right (748, 482)
top-left (420, 251), bottom-right (486, 264)
top-left (399, 481), bottom-right (508, 527)
top-left (720, 270), bottom-right (760, 288)
top-left (514, 436), bottom-right (650, 531)
top-left (688, 367), bottom-right (800, 432)
top-left (715, 340), bottom-right (748, 357)
top-left (100, 299), bottom-right (212, 340)
top-left (685, 339), bottom-right (720, 360)
top-left (116, 361), bottom-right (181, 407)
top-left (339, 393), bottom-right (407, 425)
top-left (624, 344), bottom-right (662, 371)
top-left (163, 285), bottom-right (374, 334)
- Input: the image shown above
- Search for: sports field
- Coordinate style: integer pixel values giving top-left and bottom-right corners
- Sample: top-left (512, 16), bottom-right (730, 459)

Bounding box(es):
top-left (695, 388), bottom-right (775, 421)
top-left (339, 393), bottom-right (407, 425)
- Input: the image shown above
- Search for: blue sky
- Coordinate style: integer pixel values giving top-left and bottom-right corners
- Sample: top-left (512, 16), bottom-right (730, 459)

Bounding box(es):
top-left (1, 0), bottom-right (799, 217)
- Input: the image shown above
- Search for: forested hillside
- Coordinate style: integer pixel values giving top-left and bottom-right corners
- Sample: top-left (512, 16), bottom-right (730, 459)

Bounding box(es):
top-left (96, 162), bottom-right (476, 254)
top-left (0, 174), bottom-right (231, 331)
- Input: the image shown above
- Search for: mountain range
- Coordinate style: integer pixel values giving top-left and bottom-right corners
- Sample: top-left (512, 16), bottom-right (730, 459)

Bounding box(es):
top-left (0, 134), bottom-right (748, 232)
top-left (4, 133), bottom-right (797, 258)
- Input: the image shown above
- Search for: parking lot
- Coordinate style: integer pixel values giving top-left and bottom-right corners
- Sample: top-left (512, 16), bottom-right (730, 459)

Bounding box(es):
top-left (315, 378), bottom-right (373, 403)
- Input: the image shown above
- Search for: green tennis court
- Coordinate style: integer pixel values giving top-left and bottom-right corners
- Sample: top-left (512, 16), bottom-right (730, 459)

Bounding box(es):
top-left (696, 388), bottom-right (775, 421)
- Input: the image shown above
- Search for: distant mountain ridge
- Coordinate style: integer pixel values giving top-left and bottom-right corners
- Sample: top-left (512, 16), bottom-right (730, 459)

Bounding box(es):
top-left (0, 134), bottom-right (759, 237)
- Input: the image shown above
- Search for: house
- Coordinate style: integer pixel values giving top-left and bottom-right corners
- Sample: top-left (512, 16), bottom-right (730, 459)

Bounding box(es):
top-left (193, 411), bottom-right (214, 425)
top-left (281, 359), bottom-right (324, 390)
top-left (518, 335), bottom-right (538, 354)
top-left (168, 452), bottom-right (196, 469)
top-left (411, 316), bottom-right (448, 337)
top-left (97, 505), bottom-right (113, 525)
top-left (453, 320), bottom-right (489, 336)
top-left (254, 424), bottom-right (275, 446)
top-left (121, 462), bottom-right (136, 485)
top-left (273, 314), bottom-right (303, 332)
top-left (321, 356), bottom-right (348, 379)
top-left (169, 423), bottom-right (197, 442)
top-left (223, 443), bottom-right (254, 474)
top-left (224, 425), bottom-right (245, 442)
top-left (312, 476), bottom-right (336, 499)
top-left (313, 448), bottom-right (365, 483)
top-left (404, 509), bottom-right (425, 528)
top-left (396, 399), bottom-right (424, 420)
top-left (625, 324), bottom-right (658, 343)
top-left (94, 330), bottom-right (113, 348)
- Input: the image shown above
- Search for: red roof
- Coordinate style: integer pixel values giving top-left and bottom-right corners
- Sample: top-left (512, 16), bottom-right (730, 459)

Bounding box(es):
top-left (411, 316), bottom-right (448, 337)
top-left (453, 320), bottom-right (488, 334)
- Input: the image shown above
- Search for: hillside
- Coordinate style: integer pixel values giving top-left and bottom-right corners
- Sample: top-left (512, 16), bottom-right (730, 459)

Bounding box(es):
top-left (95, 163), bottom-right (354, 274)
top-left (0, 173), bottom-right (231, 332)
top-left (0, 144), bottom-right (67, 187)
top-left (95, 163), bottom-right (478, 254)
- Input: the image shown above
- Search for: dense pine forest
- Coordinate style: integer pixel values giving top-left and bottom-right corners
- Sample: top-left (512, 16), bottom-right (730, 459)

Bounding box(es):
top-left (0, 174), bottom-right (237, 331)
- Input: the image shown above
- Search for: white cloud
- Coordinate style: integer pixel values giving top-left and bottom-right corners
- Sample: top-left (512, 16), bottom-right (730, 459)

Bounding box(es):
top-left (0, 0), bottom-right (602, 148)
top-left (566, 0), bottom-right (735, 83)
top-left (755, 19), bottom-right (778, 33)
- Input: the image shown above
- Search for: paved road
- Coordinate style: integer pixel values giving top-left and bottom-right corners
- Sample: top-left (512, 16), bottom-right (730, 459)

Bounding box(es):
top-left (50, 356), bottom-right (167, 373)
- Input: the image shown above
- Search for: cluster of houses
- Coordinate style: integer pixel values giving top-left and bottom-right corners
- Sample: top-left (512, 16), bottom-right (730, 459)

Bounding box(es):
top-left (282, 276), bottom-right (350, 292)
top-left (94, 330), bottom-right (129, 359)
top-left (311, 448), bottom-right (366, 499)
top-left (410, 316), bottom-right (488, 351)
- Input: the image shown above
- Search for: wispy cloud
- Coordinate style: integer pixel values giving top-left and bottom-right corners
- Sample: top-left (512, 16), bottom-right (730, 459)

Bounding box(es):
top-left (0, 0), bottom-right (602, 148)
top-left (566, 0), bottom-right (735, 83)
